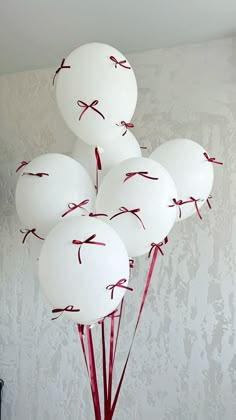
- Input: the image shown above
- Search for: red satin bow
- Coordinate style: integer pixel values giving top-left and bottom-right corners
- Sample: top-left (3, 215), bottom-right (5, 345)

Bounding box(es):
top-left (72, 234), bottom-right (106, 264)
top-left (124, 171), bottom-right (159, 183)
top-left (52, 58), bottom-right (71, 85)
top-left (203, 152), bottom-right (223, 165)
top-left (51, 305), bottom-right (80, 320)
top-left (116, 121), bottom-right (134, 136)
top-left (22, 172), bottom-right (49, 177)
top-left (77, 100), bottom-right (105, 121)
top-left (189, 197), bottom-right (204, 219)
top-left (207, 195), bottom-right (212, 209)
top-left (168, 198), bottom-right (190, 218)
top-left (109, 56), bottom-right (131, 69)
top-left (61, 200), bottom-right (89, 217)
top-left (16, 161), bottom-right (29, 172)
top-left (148, 236), bottom-right (168, 259)
top-left (20, 228), bottom-right (44, 244)
top-left (110, 206), bottom-right (145, 230)
top-left (106, 279), bottom-right (133, 299)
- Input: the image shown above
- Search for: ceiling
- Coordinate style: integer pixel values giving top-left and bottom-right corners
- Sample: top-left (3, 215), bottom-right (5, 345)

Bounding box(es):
top-left (0, 0), bottom-right (236, 75)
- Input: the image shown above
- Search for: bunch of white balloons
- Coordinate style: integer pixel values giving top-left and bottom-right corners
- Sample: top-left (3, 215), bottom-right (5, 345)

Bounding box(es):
top-left (15, 43), bottom-right (218, 325)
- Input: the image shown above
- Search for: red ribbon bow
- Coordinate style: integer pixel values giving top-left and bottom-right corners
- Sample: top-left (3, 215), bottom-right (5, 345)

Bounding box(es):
top-left (203, 152), bottom-right (223, 165)
top-left (61, 200), bottom-right (89, 217)
top-left (168, 198), bottom-right (189, 219)
top-left (189, 197), bottom-right (204, 219)
top-left (22, 172), bottom-right (49, 177)
top-left (116, 121), bottom-right (134, 136)
top-left (72, 234), bottom-right (106, 264)
top-left (109, 56), bottom-right (131, 69)
top-left (52, 58), bottom-right (71, 86)
top-left (124, 171), bottom-right (159, 183)
top-left (77, 100), bottom-right (105, 121)
top-left (110, 206), bottom-right (145, 230)
top-left (206, 195), bottom-right (212, 209)
top-left (148, 236), bottom-right (168, 259)
top-left (51, 305), bottom-right (80, 320)
top-left (20, 228), bottom-right (44, 244)
top-left (106, 279), bottom-right (133, 300)
top-left (16, 161), bottom-right (29, 172)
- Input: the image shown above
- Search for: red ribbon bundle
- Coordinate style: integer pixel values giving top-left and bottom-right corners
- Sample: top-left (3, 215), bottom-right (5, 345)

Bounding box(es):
top-left (77, 100), bottom-right (105, 121)
top-left (106, 278), bottom-right (133, 300)
top-left (61, 200), bottom-right (89, 217)
top-left (20, 228), bottom-right (44, 244)
top-left (116, 121), bottom-right (134, 136)
top-left (51, 305), bottom-right (80, 320)
top-left (109, 56), bottom-right (131, 69)
top-left (110, 206), bottom-right (145, 230)
top-left (52, 58), bottom-right (71, 85)
top-left (124, 171), bottom-right (159, 183)
top-left (72, 234), bottom-right (106, 264)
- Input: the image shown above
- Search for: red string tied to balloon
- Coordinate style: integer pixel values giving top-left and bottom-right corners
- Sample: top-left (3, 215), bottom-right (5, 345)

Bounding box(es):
top-left (188, 197), bottom-right (204, 219)
top-left (77, 100), bottom-right (105, 121)
top-left (98, 309), bottom-right (120, 324)
top-left (109, 56), bottom-right (131, 69)
top-left (20, 228), bottom-right (44, 244)
top-left (124, 171), bottom-right (159, 183)
top-left (206, 195), bottom-right (212, 209)
top-left (95, 147), bottom-right (102, 170)
top-left (106, 279), bottom-right (133, 300)
top-left (110, 206), bottom-right (146, 230)
top-left (16, 161), bottom-right (29, 172)
top-left (51, 305), bottom-right (80, 320)
top-left (148, 236), bottom-right (168, 259)
top-left (116, 121), bottom-right (134, 136)
top-left (72, 234), bottom-right (106, 264)
top-left (203, 152), bottom-right (223, 165)
top-left (61, 200), bottom-right (89, 217)
top-left (168, 198), bottom-right (190, 219)
top-left (22, 172), bottom-right (49, 177)
top-left (52, 58), bottom-right (71, 86)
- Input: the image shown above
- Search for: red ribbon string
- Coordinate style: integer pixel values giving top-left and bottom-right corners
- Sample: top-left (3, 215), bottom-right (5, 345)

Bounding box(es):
top-left (86, 326), bottom-right (101, 420)
top-left (20, 228), bottom-right (44, 244)
top-left (98, 309), bottom-right (119, 325)
top-left (110, 242), bottom-right (161, 418)
top-left (116, 121), bottom-right (134, 136)
top-left (148, 236), bottom-right (168, 259)
top-left (203, 152), bottom-right (223, 165)
top-left (109, 56), bottom-right (131, 69)
top-left (168, 198), bottom-right (190, 219)
top-left (52, 58), bottom-right (71, 86)
top-left (129, 259), bottom-right (134, 269)
top-left (106, 313), bottom-right (115, 418)
top-left (61, 199), bottom-right (89, 217)
top-left (95, 147), bottom-right (102, 192)
top-left (51, 305), bottom-right (80, 320)
top-left (110, 206), bottom-right (146, 230)
top-left (189, 197), bottom-right (204, 220)
top-left (77, 100), bottom-right (105, 121)
top-left (106, 278), bottom-right (133, 300)
top-left (89, 212), bottom-right (108, 217)
top-left (22, 172), bottom-right (49, 177)
top-left (207, 195), bottom-right (212, 209)
top-left (16, 161), bottom-right (29, 172)
top-left (72, 234), bottom-right (106, 264)
top-left (124, 171), bottom-right (159, 183)
top-left (140, 146), bottom-right (147, 150)
top-left (100, 321), bottom-right (108, 416)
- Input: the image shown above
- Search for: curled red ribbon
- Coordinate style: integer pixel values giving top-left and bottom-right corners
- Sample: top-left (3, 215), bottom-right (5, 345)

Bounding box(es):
top-left (106, 279), bottom-right (133, 300)
top-left (22, 172), bottom-right (49, 177)
top-left (203, 152), bottom-right (223, 165)
top-left (109, 56), bottom-right (131, 69)
top-left (72, 234), bottom-right (106, 264)
top-left (124, 171), bottom-right (159, 183)
top-left (51, 305), bottom-right (80, 320)
top-left (16, 161), bottom-right (29, 172)
top-left (116, 121), bottom-right (134, 136)
top-left (20, 228), bottom-right (44, 244)
top-left (77, 100), bottom-right (105, 121)
top-left (61, 200), bottom-right (89, 217)
top-left (52, 58), bottom-right (71, 86)
top-left (110, 206), bottom-right (145, 230)
top-left (189, 197), bottom-right (204, 219)
top-left (168, 198), bottom-right (190, 219)
top-left (148, 236), bottom-right (168, 259)
top-left (207, 195), bottom-right (212, 209)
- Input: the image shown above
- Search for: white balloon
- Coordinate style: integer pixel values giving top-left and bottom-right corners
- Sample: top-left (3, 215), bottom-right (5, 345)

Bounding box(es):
top-left (39, 216), bottom-right (130, 325)
top-left (150, 139), bottom-right (214, 221)
top-left (55, 43), bottom-right (137, 146)
top-left (15, 153), bottom-right (95, 237)
top-left (72, 131), bottom-right (142, 186)
top-left (96, 157), bottom-right (177, 257)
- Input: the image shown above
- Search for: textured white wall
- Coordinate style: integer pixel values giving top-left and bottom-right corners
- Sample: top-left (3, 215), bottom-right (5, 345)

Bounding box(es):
top-left (0, 37), bottom-right (236, 420)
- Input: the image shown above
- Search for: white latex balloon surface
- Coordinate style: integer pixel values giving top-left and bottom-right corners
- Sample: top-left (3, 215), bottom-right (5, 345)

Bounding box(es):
top-left (72, 131), bottom-right (142, 186)
top-left (15, 153), bottom-right (95, 237)
top-left (39, 216), bottom-right (130, 325)
top-left (150, 139), bottom-right (214, 221)
top-left (96, 157), bottom-right (177, 257)
top-left (55, 43), bottom-right (137, 146)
